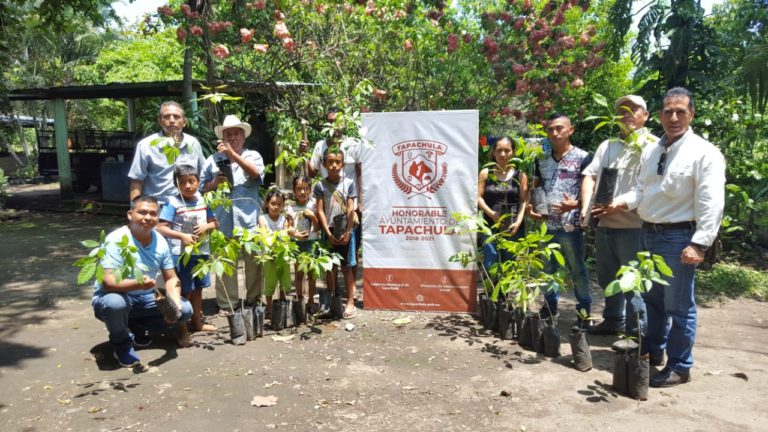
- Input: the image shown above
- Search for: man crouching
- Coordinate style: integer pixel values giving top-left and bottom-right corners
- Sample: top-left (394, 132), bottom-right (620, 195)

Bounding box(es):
top-left (91, 195), bottom-right (192, 367)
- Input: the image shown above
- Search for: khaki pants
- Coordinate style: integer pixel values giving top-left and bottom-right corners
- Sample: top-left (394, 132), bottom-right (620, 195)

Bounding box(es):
top-left (216, 249), bottom-right (263, 310)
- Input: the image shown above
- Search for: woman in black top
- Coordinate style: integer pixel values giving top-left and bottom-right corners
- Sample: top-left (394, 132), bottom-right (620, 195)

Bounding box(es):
top-left (477, 136), bottom-right (529, 276)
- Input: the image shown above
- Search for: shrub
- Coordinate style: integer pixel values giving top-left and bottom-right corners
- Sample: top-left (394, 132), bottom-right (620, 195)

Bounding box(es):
top-left (697, 263), bottom-right (768, 301)
top-left (0, 168), bottom-right (9, 209)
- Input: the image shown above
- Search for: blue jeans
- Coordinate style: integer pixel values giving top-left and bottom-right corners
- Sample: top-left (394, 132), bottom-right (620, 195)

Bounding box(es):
top-left (641, 226), bottom-right (697, 373)
top-left (92, 291), bottom-right (193, 350)
top-left (543, 229), bottom-right (591, 314)
top-left (595, 227), bottom-right (646, 334)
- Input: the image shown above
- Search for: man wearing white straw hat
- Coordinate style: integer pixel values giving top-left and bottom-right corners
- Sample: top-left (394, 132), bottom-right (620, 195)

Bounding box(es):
top-left (202, 115), bottom-right (265, 314)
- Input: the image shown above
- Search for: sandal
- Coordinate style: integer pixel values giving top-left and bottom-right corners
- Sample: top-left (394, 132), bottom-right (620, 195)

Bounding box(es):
top-left (342, 306), bottom-right (357, 319)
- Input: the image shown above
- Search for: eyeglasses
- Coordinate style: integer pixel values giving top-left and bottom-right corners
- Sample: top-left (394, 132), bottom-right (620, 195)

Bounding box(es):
top-left (657, 152), bottom-right (667, 176)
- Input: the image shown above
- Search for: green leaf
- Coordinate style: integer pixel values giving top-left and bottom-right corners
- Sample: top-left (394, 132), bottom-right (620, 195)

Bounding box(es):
top-left (552, 250), bottom-right (565, 267)
top-left (619, 270), bottom-right (639, 291)
top-left (593, 120), bottom-right (609, 131)
top-left (95, 265), bottom-right (104, 283)
top-left (643, 279), bottom-right (653, 292)
top-left (77, 262), bottom-right (97, 285)
top-left (81, 239), bottom-right (100, 248)
top-left (605, 281), bottom-right (621, 297)
top-left (74, 256), bottom-right (94, 267)
top-left (593, 93), bottom-right (608, 107)
top-left (652, 255), bottom-right (673, 277)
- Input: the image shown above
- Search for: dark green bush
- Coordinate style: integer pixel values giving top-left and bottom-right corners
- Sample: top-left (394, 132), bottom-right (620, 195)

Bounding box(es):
top-left (697, 263), bottom-right (768, 302)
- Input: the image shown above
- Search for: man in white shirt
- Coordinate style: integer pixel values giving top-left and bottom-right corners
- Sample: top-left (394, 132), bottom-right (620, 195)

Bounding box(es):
top-left (581, 95), bottom-right (658, 337)
top-left (610, 87), bottom-right (726, 387)
top-left (201, 115), bottom-right (265, 313)
top-left (306, 107), bottom-right (362, 202)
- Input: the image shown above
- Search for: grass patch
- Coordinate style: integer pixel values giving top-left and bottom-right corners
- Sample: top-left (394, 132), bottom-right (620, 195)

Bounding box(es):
top-left (697, 263), bottom-right (768, 302)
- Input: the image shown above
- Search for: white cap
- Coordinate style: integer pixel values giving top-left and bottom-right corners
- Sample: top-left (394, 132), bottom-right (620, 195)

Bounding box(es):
top-left (615, 95), bottom-right (647, 111)
top-left (214, 115), bottom-right (252, 139)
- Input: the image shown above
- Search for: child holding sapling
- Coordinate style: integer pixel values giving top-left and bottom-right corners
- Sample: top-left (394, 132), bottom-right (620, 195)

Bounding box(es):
top-left (156, 164), bottom-right (219, 344)
top-left (258, 189), bottom-right (295, 315)
top-left (313, 146), bottom-right (358, 319)
top-left (286, 175), bottom-right (320, 313)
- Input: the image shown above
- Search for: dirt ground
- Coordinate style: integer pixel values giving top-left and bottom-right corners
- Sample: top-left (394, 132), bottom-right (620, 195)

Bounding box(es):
top-left (1, 206), bottom-right (767, 431)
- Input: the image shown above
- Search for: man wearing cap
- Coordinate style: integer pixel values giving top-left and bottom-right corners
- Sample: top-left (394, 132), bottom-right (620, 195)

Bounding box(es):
top-left (608, 87), bottom-right (725, 387)
top-left (581, 95), bottom-right (658, 337)
top-left (202, 115), bottom-right (265, 313)
top-left (129, 101), bottom-right (206, 205)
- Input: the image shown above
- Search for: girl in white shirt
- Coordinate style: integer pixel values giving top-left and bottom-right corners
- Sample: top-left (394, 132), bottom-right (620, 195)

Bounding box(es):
top-left (258, 189), bottom-right (294, 315)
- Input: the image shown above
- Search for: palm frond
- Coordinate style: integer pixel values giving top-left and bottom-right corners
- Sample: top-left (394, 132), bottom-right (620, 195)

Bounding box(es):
top-left (740, 43), bottom-right (768, 114)
top-left (632, 1), bottom-right (669, 66)
top-left (606, 0), bottom-right (635, 59)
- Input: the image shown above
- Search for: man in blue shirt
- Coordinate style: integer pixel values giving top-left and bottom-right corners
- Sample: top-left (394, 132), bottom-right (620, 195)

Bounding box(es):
top-left (91, 196), bottom-right (192, 367)
top-left (128, 102), bottom-right (206, 205)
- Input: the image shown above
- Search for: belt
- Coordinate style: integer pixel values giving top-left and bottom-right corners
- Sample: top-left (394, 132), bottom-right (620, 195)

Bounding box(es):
top-left (642, 221), bottom-right (696, 232)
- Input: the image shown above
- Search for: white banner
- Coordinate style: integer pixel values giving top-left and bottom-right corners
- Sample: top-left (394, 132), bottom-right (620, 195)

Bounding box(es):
top-left (361, 110), bottom-right (478, 312)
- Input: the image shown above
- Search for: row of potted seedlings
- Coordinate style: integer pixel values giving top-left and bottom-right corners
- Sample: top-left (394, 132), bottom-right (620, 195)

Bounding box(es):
top-left (453, 214), bottom-right (672, 400)
top-left (198, 227), bottom-right (345, 344)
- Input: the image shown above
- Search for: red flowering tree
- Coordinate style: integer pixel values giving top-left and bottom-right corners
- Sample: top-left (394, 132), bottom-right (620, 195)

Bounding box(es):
top-left (155, 0), bottom-right (614, 135)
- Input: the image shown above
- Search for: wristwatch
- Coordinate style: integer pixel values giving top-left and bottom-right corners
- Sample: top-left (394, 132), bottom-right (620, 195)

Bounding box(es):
top-left (690, 242), bottom-right (709, 252)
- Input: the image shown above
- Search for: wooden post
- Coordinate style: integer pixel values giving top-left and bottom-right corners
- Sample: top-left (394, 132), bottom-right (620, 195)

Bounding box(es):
top-left (53, 99), bottom-right (73, 199)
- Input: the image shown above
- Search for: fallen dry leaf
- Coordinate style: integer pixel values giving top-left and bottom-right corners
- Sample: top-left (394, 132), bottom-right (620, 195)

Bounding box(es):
top-left (393, 318), bottom-right (412, 326)
top-left (731, 372), bottom-right (749, 381)
top-left (251, 395), bottom-right (278, 407)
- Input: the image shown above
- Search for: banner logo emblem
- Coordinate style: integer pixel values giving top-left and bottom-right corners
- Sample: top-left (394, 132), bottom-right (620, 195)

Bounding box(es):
top-left (391, 140), bottom-right (448, 197)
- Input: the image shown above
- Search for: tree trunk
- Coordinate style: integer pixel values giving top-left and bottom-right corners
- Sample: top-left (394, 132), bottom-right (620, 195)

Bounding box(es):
top-left (14, 113), bottom-right (31, 164)
top-left (182, 47), bottom-right (194, 109)
top-left (0, 132), bottom-right (24, 167)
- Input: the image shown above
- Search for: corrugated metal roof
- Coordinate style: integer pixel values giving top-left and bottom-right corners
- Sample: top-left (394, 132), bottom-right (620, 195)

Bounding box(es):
top-left (7, 80), bottom-right (318, 101)
top-left (0, 115), bottom-right (55, 126)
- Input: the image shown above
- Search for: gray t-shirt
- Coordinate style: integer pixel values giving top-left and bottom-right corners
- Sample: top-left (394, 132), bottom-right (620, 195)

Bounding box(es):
top-left (313, 177), bottom-right (357, 232)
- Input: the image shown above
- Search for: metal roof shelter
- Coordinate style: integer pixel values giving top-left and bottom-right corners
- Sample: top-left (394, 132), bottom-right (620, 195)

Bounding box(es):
top-left (0, 115), bottom-right (55, 127)
top-left (7, 80), bottom-right (313, 199)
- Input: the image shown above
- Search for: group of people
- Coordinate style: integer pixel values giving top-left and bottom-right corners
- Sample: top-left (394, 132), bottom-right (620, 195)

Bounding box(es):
top-left (92, 88), bottom-right (725, 390)
top-left (479, 87), bottom-right (725, 388)
top-left (92, 103), bottom-right (362, 368)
